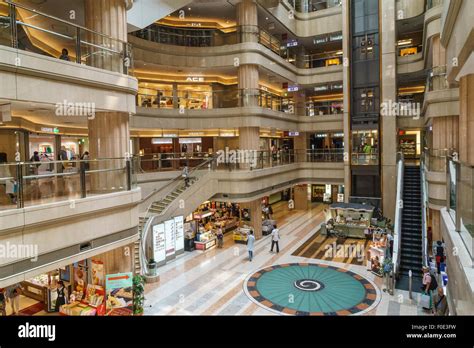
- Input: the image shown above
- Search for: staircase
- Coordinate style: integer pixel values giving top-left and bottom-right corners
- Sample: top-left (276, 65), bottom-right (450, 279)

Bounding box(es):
top-left (133, 173), bottom-right (201, 275)
top-left (397, 165), bottom-right (423, 291)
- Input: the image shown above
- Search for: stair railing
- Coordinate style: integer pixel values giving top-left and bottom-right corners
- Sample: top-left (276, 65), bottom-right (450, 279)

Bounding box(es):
top-left (139, 155), bottom-right (218, 276)
top-left (420, 151), bottom-right (429, 267)
top-left (393, 152), bottom-right (404, 278)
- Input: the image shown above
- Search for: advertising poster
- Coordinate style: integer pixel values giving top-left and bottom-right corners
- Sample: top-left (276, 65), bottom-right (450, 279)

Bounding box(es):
top-left (105, 272), bottom-right (133, 316)
top-left (174, 216), bottom-right (184, 253)
top-left (91, 260), bottom-right (105, 286)
top-left (164, 218), bottom-right (176, 258)
top-left (152, 223), bottom-right (166, 265)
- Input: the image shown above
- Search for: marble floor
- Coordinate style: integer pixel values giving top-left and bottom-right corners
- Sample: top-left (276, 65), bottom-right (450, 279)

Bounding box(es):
top-left (144, 202), bottom-right (430, 316)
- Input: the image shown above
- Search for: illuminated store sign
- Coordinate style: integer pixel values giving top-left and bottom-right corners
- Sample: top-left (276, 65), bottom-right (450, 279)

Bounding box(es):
top-left (314, 85), bottom-right (329, 92)
top-left (186, 76), bottom-right (204, 82)
top-left (179, 138), bottom-right (202, 144)
top-left (152, 138), bottom-right (173, 144)
top-left (288, 85), bottom-right (299, 92)
top-left (286, 40), bottom-right (298, 47)
top-left (316, 133), bottom-right (327, 138)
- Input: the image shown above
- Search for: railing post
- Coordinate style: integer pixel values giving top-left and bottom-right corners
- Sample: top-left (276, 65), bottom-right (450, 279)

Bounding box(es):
top-left (9, 3), bottom-right (18, 49)
top-left (126, 158), bottom-right (132, 191)
top-left (16, 163), bottom-right (23, 209)
top-left (80, 161), bottom-right (86, 198)
top-left (75, 27), bottom-right (81, 64)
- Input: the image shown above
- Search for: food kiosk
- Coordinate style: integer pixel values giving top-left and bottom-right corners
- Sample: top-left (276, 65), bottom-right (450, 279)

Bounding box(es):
top-left (327, 203), bottom-right (375, 239)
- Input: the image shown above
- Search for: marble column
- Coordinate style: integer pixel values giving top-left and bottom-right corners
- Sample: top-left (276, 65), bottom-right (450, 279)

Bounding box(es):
top-left (380, 0), bottom-right (397, 221)
top-left (294, 185), bottom-right (309, 210)
top-left (240, 199), bottom-right (263, 239)
top-left (293, 132), bottom-right (308, 162)
top-left (341, 0), bottom-right (351, 203)
top-left (84, 0), bottom-right (130, 190)
top-left (236, 0), bottom-right (258, 43)
top-left (459, 74), bottom-right (474, 166)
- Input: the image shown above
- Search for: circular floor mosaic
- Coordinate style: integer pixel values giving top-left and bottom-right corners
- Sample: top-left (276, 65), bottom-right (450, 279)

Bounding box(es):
top-left (244, 263), bottom-right (379, 316)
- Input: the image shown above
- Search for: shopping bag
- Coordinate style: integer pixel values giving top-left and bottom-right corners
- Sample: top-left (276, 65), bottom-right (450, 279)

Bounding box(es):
top-left (420, 293), bottom-right (431, 309)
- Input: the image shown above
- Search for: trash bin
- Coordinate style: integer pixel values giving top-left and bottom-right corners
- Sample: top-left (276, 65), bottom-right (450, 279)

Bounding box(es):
top-left (147, 260), bottom-right (157, 277)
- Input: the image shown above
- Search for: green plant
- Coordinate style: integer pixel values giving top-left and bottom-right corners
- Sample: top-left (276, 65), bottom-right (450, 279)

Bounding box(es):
top-left (132, 274), bottom-right (145, 315)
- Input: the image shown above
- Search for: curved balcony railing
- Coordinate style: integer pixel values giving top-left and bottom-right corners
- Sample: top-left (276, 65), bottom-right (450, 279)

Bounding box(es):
top-left (137, 87), bottom-right (344, 117)
top-left (131, 24), bottom-right (342, 69)
top-left (137, 88), bottom-right (296, 113)
top-left (426, 0), bottom-right (442, 10)
top-left (287, 0), bottom-right (342, 13)
top-left (0, 157), bottom-right (135, 211)
top-left (134, 149), bottom-right (345, 174)
top-left (0, 1), bottom-right (133, 74)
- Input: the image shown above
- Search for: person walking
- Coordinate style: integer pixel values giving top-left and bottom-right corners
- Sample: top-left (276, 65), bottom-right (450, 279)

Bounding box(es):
top-left (217, 227), bottom-right (224, 248)
top-left (247, 230), bottom-right (255, 261)
top-left (6, 283), bottom-right (22, 315)
top-left (182, 165), bottom-right (190, 187)
top-left (433, 287), bottom-right (448, 316)
top-left (420, 266), bottom-right (437, 310)
top-left (270, 225), bottom-right (280, 253)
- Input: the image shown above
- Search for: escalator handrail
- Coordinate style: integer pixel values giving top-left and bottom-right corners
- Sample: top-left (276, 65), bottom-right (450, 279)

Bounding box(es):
top-left (393, 152), bottom-right (404, 277)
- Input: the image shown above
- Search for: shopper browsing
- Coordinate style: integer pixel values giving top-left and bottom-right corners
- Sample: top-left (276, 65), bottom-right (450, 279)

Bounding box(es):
top-left (6, 283), bottom-right (23, 315)
top-left (270, 225), bottom-right (280, 253)
top-left (247, 230), bottom-right (255, 261)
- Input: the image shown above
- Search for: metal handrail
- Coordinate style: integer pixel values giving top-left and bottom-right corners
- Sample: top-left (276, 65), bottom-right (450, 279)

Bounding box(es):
top-left (393, 152), bottom-right (404, 277)
top-left (6, 1), bottom-right (128, 45)
top-left (420, 152), bottom-right (429, 267)
top-left (139, 155), bottom-right (218, 275)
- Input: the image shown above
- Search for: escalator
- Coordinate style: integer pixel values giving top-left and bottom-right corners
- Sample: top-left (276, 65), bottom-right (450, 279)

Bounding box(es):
top-left (396, 165), bottom-right (423, 291)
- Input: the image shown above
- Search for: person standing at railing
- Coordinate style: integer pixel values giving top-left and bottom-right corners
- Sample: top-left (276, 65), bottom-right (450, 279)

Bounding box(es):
top-left (80, 151), bottom-right (90, 171)
top-left (0, 153), bottom-right (17, 205)
top-left (59, 48), bottom-right (70, 61)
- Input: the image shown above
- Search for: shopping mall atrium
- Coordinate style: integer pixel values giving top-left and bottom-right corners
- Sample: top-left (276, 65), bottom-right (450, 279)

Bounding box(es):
top-left (0, 0), bottom-right (472, 320)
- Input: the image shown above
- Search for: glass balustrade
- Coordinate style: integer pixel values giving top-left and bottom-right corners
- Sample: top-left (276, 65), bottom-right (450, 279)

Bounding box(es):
top-left (0, 1), bottom-right (133, 74)
top-left (0, 157), bottom-right (134, 211)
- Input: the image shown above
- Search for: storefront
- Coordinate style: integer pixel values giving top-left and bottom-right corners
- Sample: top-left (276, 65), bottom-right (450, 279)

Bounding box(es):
top-left (310, 132), bottom-right (344, 150)
top-left (311, 184), bottom-right (344, 203)
top-left (20, 253), bottom-right (134, 316)
top-left (398, 130), bottom-right (421, 159)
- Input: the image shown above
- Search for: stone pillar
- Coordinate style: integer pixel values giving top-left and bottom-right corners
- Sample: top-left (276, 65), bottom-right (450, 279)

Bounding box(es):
top-left (236, 0), bottom-right (258, 43)
top-left (240, 199), bottom-right (263, 239)
top-left (293, 89), bottom-right (306, 116)
top-left (459, 74), bottom-right (474, 166)
top-left (84, 0), bottom-right (130, 190)
top-left (294, 184), bottom-right (309, 210)
top-left (293, 132), bottom-right (307, 162)
top-left (380, 0), bottom-right (397, 221)
top-left (238, 64), bottom-right (259, 107)
top-left (342, 0), bottom-right (351, 203)
top-left (84, 0), bottom-right (128, 73)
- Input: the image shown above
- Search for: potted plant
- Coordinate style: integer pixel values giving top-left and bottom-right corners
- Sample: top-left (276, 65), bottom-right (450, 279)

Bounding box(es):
top-left (132, 274), bottom-right (145, 316)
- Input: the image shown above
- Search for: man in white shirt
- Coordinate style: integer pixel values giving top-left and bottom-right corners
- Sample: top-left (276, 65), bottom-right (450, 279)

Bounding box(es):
top-left (270, 226), bottom-right (280, 253)
top-left (247, 230), bottom-right (255, 261)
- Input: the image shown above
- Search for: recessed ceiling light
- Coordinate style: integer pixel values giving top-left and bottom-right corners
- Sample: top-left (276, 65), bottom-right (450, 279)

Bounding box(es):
top-left (265, 17), bottom-right (269, 20)
top-left (188, 7), bottom-right (191, 10)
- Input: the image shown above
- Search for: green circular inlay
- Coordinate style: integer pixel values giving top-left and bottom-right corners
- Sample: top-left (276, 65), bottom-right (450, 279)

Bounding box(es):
top-left (246, 263), bottom-right (376, 315)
